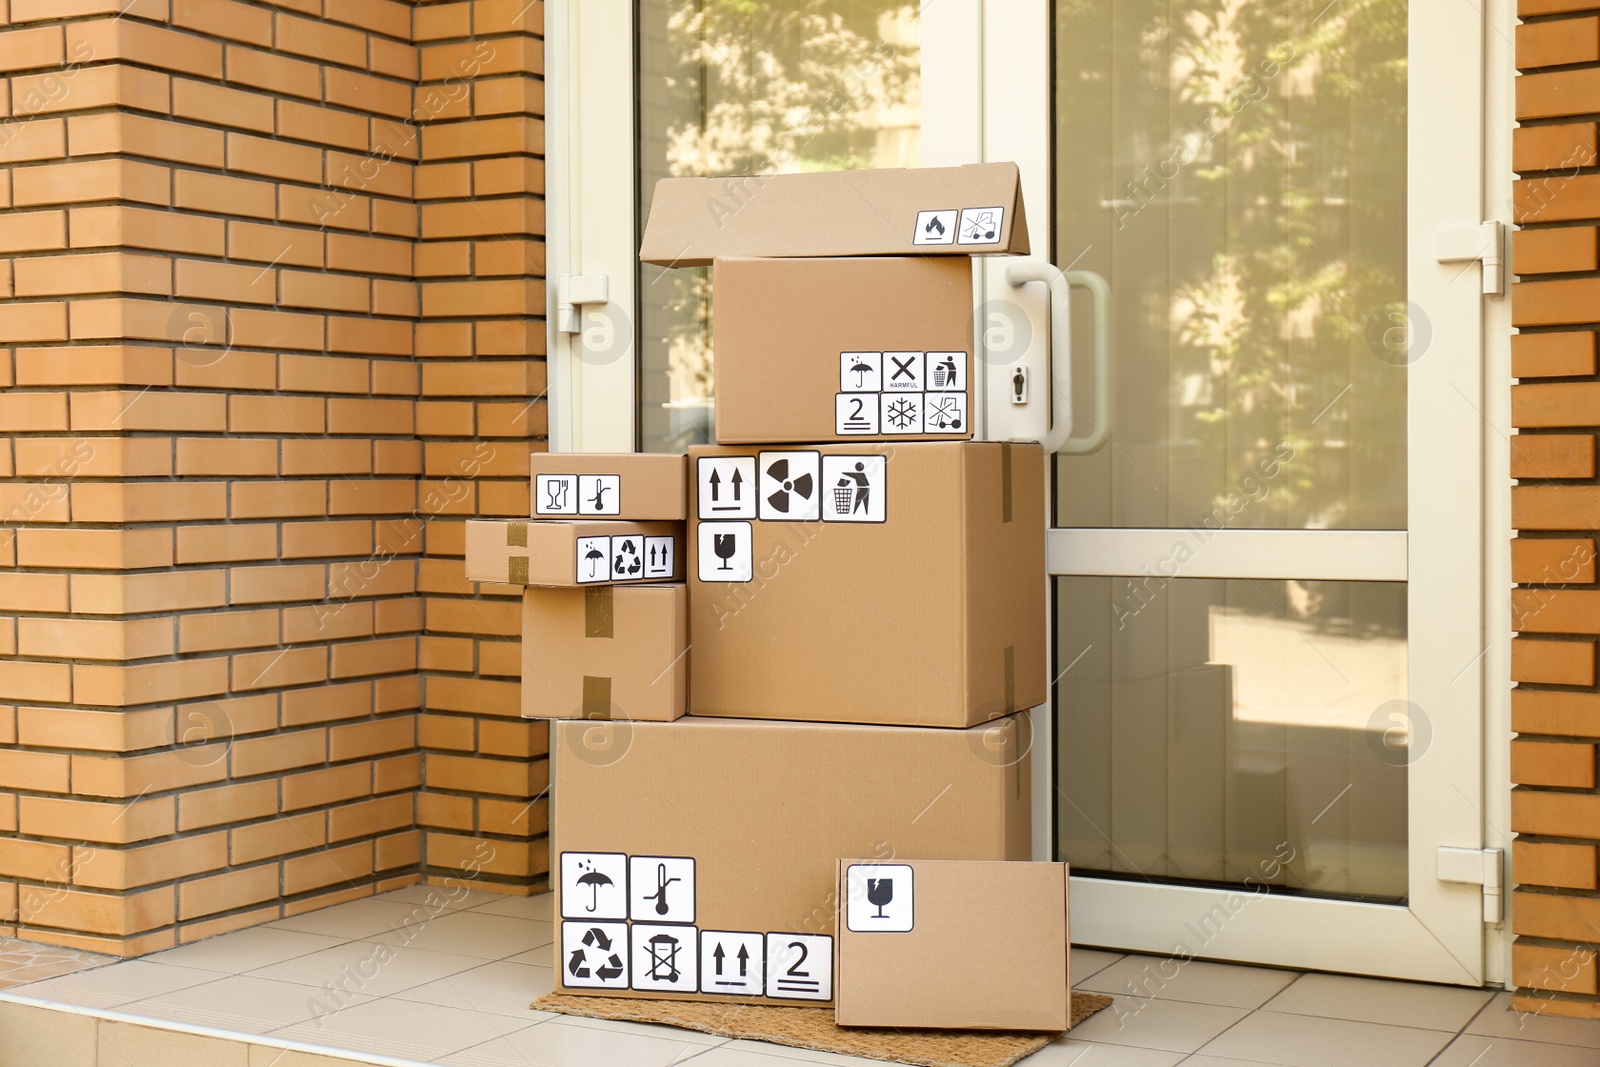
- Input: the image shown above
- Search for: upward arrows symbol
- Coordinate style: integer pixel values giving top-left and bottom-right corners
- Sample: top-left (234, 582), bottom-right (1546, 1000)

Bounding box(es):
top-left (709, 469), bottom-right (721, 501)
top-left (731, 468), bottom-right (743, 501)
top-left (736, 944), bottom-right (749, 976)
top-left (712, 943), bottom-right (725, 975)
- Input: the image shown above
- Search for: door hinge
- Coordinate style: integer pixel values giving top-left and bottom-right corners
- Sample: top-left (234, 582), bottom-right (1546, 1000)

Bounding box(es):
top-left (1437, 846), bottom-right (1504, 923)
top-left (557, 274), bottom-right (610, 334)
top-left (1435, 222), bottom-right (1504, 296)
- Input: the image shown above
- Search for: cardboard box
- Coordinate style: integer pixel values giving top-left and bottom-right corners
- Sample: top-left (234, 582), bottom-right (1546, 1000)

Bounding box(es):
top-left (639, 162), bottom-right (1029, 266)
top-left (834, 859), bottom-right (1070, 1030)
top-left (530, 453), bottom-right (688, 521)
top-left (686, 441), bottom-right (1045, 727)
top-left (553, 714), bottom-right (1032, 1005)
top-left (464, 519), bottom-right (684, 587)
top-left (521, 584), bottom-right (687, 721)
top-left (712, 257), bottom-right (974, 444)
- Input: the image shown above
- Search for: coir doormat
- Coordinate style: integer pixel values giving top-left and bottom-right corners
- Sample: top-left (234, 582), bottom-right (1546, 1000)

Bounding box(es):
top-left (530, 991), bottom-right (1113, 1067)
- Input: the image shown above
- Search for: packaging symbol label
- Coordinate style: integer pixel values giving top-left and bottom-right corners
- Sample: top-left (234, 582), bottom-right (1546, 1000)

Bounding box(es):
top-left (844, 863), bottom-right (914, 932)
top-left (764, 933), bottom-right (832, 1000)
top-left (628, 856), bottom-right (695, 924)
top-left (757, 451), bottom-right (821, 522)
top-left (560, 851), bottom-right (629, 919)
top-left (700, 930), bottom-right (763, 995)
top-left (882, 352), bottom-right (924, 392)
top-left (835, 393), bottom-right (880, 435)
top-left (697, 456), bottom-right (757, 519)
top-left (923, 393), bottom-right (968, 433)
top-left (577, 475), bottom-right (621, 516)
top-left (958, 206), bottom-right (1005, 245)
top-left (926, 352), bottom-right (966, 392)
top-left (631, 923), bottom-right (699, 993)
top-left (609, 536), bottom-right (646, 581)
top-left (913, 209), bottom-right (958, 246)
top-left (562, 920), bottom-right (630, 989)
top-left (643, 536), bottom-right (675, 578)
top-left (840, 352), bottom-right (882, 393)
top-left (821, 455), bottom-right (887, 523)
top-left (698, 521), bottom-right (753, 582)
top-left (535, 474), bottom-right (580, 515)
top-left (575, 537), bottom-right (612, 584)
top-left (881, 394), bottom-right (924, 434)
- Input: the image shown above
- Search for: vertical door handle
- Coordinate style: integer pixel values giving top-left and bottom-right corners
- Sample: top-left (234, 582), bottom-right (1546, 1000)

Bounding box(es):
top-left (1005, 263), bottom-right (1113, 454)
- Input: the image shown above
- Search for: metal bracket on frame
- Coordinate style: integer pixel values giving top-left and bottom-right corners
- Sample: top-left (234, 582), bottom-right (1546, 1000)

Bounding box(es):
top-left (556, 273), bottom-right (610, 334)
top-left (1437, 846), bottom-right (1505, 923)
top-left (1435, 222), bottom-right (1505, 296)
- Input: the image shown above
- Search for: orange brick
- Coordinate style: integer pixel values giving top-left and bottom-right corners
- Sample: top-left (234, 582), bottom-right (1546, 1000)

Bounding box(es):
top-left (20, 794), bottom-right (174, 844)
top-left (175, 437), bottom-right (277, 478)
top-left (178, 865), bottom-right (280, 921)
top-left (474, 157), bottom-right (544, 199)
top-left (0, 26), bottom-right (64, 73)
top-left (479, 797), bottom-right (543, 837)
top-left (17, 707), bottom-right (174, 752)
top-left (177, 609), bottom-right (279, 654)
top-left (71, 482), bottom-right (227, 523)
top-left (420, 197), bottom-right (541, 239)
top-left (1514, 433), bottom-right (1597, 479)
top-left (281, 269), bottom-right (370, 313)
top-left (1517, 485), bottom-right (1600, 529)
top-left (373, 752), bottom-right (420, 792)
top-left (74, 658), bottom-right (230, 707)
top-left (1515, 122), bottom-right (1598, 174)
top-left (1517, 173), bottom-right (1600, 224)
top-left (231, 811), bottom-right (326, 864)
top-left (228, 307), bottom-right (324, 351)
top-left (281, 520), bottom-right (373, 560)
top-left (232, 646), bottom-right (328, 692)
top-left (175, 524), bottom-right (278, 565)
top-left (281, 438), bottom-right (372, 477)
top-left (425, 753), bottom-right (541, 798)
top-left (71, 206), bottom-right (224, 257)
top-left (23, 885), bottom-right (172, 937)
top-left (225, 130), bottom-right (323, 186)
top-left (73, 832), bottom-right (229, 892)
top-left (1516, 226), bottom-right (1600, 274)
top-left (1514, 943), bottom-right (1599, 996)
top-left (19, 617), bottom-right (173, 661)
top-left (1514, 331), bottom-right (1597, 378)
top-left (327, 793), bottom-right (411, 842)
top-left (69, 19), bottom-right (222, 80)
top-left (0, 211), bottom-right (64, 253)
top-left (172, 77), bottom-right (275, 134)
top-left (275, 12), bottom-right (367, 69)
top-left (1514, 790), bottom-right (1600, 839)
top-left (70, 749), bottom-right (228, 799)
top-left (283, 601), bottom-right (373, 644)
top-left (12, 160), bottom-right (168, 209)
top-left (231, 564), bottom-right (327, 606)
top-left (1517, 16), bottom-right (1600, 70)
top-left (1511, 637), bottom-right (1596, 684)
top-left (227, 219), bottom-right (323, 269)
top-left (1513, 738), bottom-right (1599, 788)
top-left (1512, 889), bottom-right (1600, 942)
top-left (230, 729), bottom-right (328, 778)
top-left (277, 99), bottom-right (369, 151)
top-left (230, 480), bottom-right (328, 521)
top-left (1519, 66), bottom-right (1600, 121)
top-left (223, 45), bottom-right (322, 103)
top-left (1514, 537), bottom-right (1598, 584)
top-left (283, 840), bottom-right (372, 895)
top-left (15, 252), bottom-right (170, 299)
top-left (1515, 840), bottom-right (1599, 890)
top-left (282, 680), bottom-right (372, 726)
top-left (0, 750), bottom-right (67, 793)
top-left (282, 762), bottom-right (371, 812)
top-left (69, 113), bottom-right (223, 169)
top-left (324, 68), bottom-right (412, 119)
top-left (71, 571), bottom-right (226, 616)
top-left (177, 782), bottom-right (276, 831)
top-left (327, 316), bottom-right (412, 357)
top-left (326, 0), bottom-right (411, 39)
top-left (172, 0), bottom-right (275, 48)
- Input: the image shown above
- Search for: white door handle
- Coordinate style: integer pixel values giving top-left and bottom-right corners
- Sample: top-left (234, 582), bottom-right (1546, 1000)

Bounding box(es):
top-left (1005, 263), bottom-right (1112, 454)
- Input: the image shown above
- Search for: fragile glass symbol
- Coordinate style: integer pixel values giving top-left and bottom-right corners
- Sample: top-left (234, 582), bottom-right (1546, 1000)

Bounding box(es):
top-left (546, 481), bottom-right (569, 511)
top-left (867, 878), bottom-right (894, 918)
top-left (713, 533), bottom-right (738, 571)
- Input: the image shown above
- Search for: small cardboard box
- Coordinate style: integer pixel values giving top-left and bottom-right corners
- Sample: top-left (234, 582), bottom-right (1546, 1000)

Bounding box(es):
top-left (712, 256), bottom-right (974, 444)
top-left (530, 453), bottom-right (688, 521)
top-left (464, 520), bottom-right (684, 587)
top-left (834, 859), bottom-right (1070, 1031)
top-left (553, 714), bottom-right (1032, 1006)
top-left (686, 441), bottom-right (1046, 727)
top-left (521, 584), bottom-right (687, 721)
top-left (640, 162), bottom-right (1029, 266)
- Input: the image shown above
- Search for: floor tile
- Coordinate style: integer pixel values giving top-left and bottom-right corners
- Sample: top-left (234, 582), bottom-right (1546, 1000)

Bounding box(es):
top-left (247, 940), bottom-right (486, 997)
top-left (1069, 948), bottom-right (1124, 984)
top-left (375, 885), bottom-right (506, 912)
top-left (0, 938), bottom-right (115, 989)
top-left (270, 898), bottom-right (445, 941)
top-left (438, 1019), bottom-right (724, 1067)
top-left (503, 945), bottom-right (556, 966)
top-left (1197, 1011), bottom-right (1453, 1067)
top-left (1015, 1037), bottom-right (1185, 1065)
top-left (119, 973), bottom-right (373, 1035)
top-left (469, 894), bottom-right (553, 921)
top-left (1430, 1033), bottom-right (1600, 1065)
top-left (548, 1011), bottom-right (730, 1044)
top-left (1080, 955), bottom-right (1299, 1009)
top-left (389, 959), bottom-right (557, 1019)
top-left (365, 910), bottom-right (553, 960)
top-left (1261, 972), bottom-right (1492, 1032)
top-left (718, 1038), bottom-right (906, 1066)
top-left (140, 928), bottom-right (348, 974)
top-left (13, 959), bottom-right (219, 1009)
top-left (1464, 991), bottom-right (1600, 1048)
top-left (1054, 996), bottom-right (1247, 1053)
top-left (271, 996), bottom-right (534, 1062)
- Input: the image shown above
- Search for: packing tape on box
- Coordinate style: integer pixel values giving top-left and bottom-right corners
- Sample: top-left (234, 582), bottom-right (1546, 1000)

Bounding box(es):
top-left (508, 556), bottom-right (529, 584)
top-left (581, 675), bottom-right (612, 718)
top-left (1001, 442), bottom-right (1013, 524)
top-left (506, 521), bottom-right (529, 547)
top-left (585, 587), bottom-right (614, 638)
top-left (1004, 645), bottom-right (1015, 714)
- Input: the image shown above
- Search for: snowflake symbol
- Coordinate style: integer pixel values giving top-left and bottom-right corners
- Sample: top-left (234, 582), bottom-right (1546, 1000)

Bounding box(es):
top-left (885, 397), bottom-right (919, 430)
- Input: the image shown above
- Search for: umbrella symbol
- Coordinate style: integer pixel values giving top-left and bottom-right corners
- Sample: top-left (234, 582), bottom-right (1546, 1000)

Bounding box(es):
top-left (583, 546), bottom-right (604, 578)
top-left (849, 358), bottom-right (873, 388)
top-left (576, 869), bottom-right (613, 912)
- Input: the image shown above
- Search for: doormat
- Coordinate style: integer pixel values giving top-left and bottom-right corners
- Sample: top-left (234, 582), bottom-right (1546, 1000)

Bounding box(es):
top-left (530, 991), bottom-right (1113, 1067)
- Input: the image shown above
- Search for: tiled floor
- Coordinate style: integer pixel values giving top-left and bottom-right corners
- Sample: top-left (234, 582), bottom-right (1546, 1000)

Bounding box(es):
top-left (0, 887), bottom-right (1595, 1065)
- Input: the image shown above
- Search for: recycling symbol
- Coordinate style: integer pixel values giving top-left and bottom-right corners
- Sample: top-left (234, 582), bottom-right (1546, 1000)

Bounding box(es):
top-left (567, 926), bottom-right (625, 981)
top-left (612, 538), bottom-right (642, 578)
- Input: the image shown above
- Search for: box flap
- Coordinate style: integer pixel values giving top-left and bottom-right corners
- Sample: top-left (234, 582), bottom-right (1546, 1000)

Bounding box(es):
top-left (640, 163), bottom-right (1030, 266)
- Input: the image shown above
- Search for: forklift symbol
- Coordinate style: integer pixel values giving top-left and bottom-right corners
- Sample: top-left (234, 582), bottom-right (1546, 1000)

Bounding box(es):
top-left (645, 932), bottom-right (683, 982)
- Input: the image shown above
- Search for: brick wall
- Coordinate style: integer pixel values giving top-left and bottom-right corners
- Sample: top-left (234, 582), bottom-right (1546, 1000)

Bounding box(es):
top-left (1510, 0), bottom-right (1600, 1018)
top-left (0, 0), bottom-right (546, 956)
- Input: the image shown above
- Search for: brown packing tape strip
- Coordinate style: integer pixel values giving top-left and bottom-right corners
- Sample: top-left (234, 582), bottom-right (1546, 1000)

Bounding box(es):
top-left (506, 521), bottom-right (528, 547)
top-left (1004, 644), bottom-right (1015, 714)
top-left (1001, 441), bottom-right (1013, 524)
top-left (582, 676), bottom-right (612, 719)
top-left (585, 587), bottom-right (614, 638)
top-left (508, 555), bottom-right (528, 584)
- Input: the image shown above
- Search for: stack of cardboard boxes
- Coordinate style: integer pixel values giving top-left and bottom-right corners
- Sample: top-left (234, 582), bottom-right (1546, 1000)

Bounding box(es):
top-left (465, 165), bottom-right (1069, 1030)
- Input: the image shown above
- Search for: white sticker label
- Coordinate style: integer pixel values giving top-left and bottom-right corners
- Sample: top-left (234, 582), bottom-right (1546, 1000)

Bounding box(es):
top-left (628, 856), bottom-right (695, 924)
top-left (958, 206), bottom-right (1005, 245)
top-left (835, 393), bottom-right (879, 435)
top-left (881, 394), bottom-right (923, 435)
top-left (631, 923), bottom-right (699, 993)
top-left (765, 933), bottom-right (832, 1000)
top-left (560, 851), bottom-right (628, 919)
top-left (578, 475), bottom-right (621, 515)
top-left (700, 930), bottom-right (763, 995)
top-left (913, 209), bottom-right (958, 246)
top-left (562, 920), bottom-right (630, 989)
top-left (924, 392), bottom-right (968, 433)
top-left (840, 352), bottom-right (882, 393)
top-left (926, 352), bottom-right (966, 392)
top-left (882, 352), bottom-right (924, 392)
top-left (845, 863), bottom-right (915, 932)
top-left (821, 455), bottom-right (886, 523)
top-left (609, 535), bottom-right (646, 581)
top-left (698, 520), bottom-right (752, 582)
top-left (643, 536), bottom-right (675, 578)
top-left (575, 537), bottom-right (611, 584)
top-left (535, 474), bottom-right (579, 516)
top-left (757, 451), bottom-right (821, 522)
top-left (697, 456), bottom-right (757, 520)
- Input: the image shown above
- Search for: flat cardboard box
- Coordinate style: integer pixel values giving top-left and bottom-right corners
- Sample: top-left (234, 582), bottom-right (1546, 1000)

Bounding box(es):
top-left (687, 442), bottom-right (1046, 727)
top-left (530, 453), bottom-right (688, 520)
top-left (834, 859), bottom-right (1070, 1031)
top-left (639, 163), bottom-right (1029, 266)
top-left (712, 257), bottom-right (974, 444)
top-left (553, 714), bottom-right (1032, 1005)
top-left (464, 519), bottom-right (684, 587)
top-left (521, 584), bottom-right (687, 721)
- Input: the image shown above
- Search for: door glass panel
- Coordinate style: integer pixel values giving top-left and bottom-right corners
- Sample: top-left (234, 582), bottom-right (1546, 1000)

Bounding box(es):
top-left (1057, 577), bottom-right (1409, 901)
top-left (635, 3), bottom-right (923, 453)
top-left (1052, 0), bottom-right (1408, 530)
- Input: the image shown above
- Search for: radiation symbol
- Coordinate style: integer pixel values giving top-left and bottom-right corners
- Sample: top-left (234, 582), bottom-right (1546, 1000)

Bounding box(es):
top-left (758, 452), bottom-right (821, 522)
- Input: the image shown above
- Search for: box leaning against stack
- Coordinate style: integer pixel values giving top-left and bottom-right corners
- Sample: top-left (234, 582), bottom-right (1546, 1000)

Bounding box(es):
top-left (465, 163), bottom-right (1071, 1031)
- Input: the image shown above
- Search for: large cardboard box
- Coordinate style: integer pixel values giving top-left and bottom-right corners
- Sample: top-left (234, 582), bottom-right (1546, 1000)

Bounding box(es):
top-left (712, 256), bottom-right (974, 444)
top-left (639, 162), bottom-right (1029, 266)
top-left (686, 441), bottom-right (1046, 727)
top-left (530, 453), bottom-right (687, 521)
top-left (521, 584), bottom-right (687, 721)
top-left (834, 859), bottom-right (1070, 1030)
top-left (553, 714), bottom-right (1032, 1006)
top-left (464, 519), bottom-right (684, 587)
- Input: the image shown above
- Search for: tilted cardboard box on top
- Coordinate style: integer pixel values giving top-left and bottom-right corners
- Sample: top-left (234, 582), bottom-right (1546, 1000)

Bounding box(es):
top-left (530, 453), bottom-right (687, 520)
top-left (553, 714), bottom-right (1032, 1006)
top-left (686, 441), bottom-right (1046, 727)
top-left (834, 859), bottom-right (1071, 1031)
top-left (521, 584), bottom-right (687, 722)
top-left (464, 519), bottom-right (684, 587)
